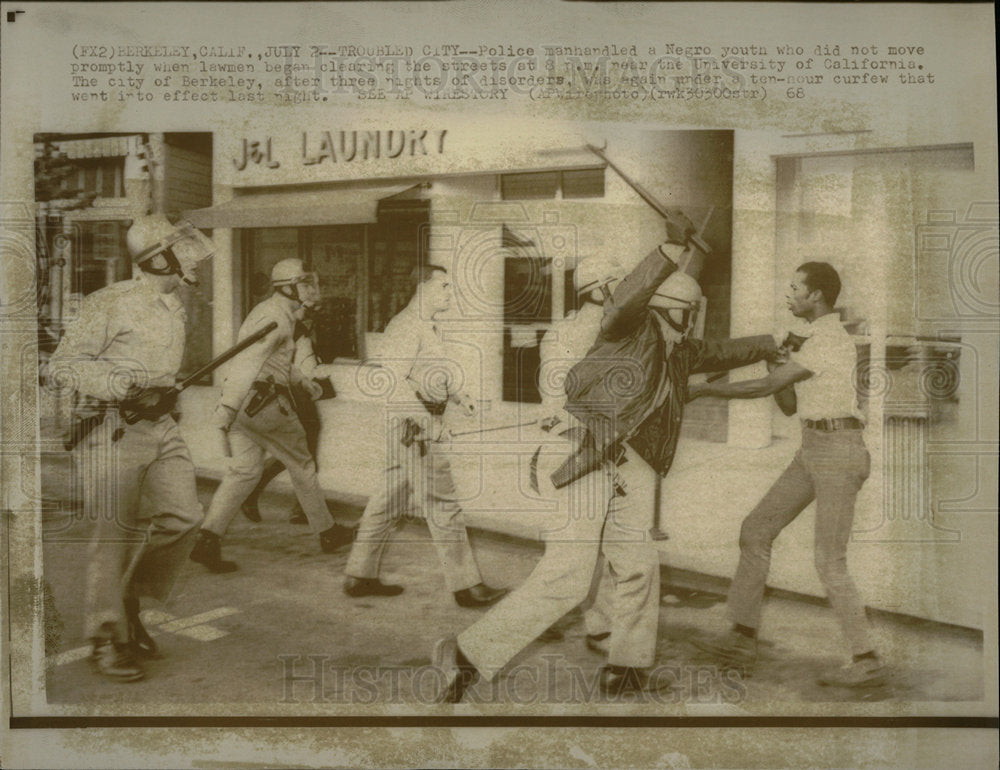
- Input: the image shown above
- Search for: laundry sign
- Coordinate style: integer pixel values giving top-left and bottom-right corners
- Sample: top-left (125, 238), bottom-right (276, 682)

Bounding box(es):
top-left (233, 130), bottom-right (448, 171)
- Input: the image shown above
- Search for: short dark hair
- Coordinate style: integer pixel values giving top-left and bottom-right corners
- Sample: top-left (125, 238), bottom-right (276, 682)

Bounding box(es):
top-left (796, 261), bottom-right (841, 306)
top-left (412, 263), bottom-right (447, 285)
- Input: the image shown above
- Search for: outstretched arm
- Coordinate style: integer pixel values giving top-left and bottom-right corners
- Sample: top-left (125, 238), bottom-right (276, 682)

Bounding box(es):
top-left (601, 244), bottom-right (678, 340)
top-left (688, 361), bottom-right (811, 402)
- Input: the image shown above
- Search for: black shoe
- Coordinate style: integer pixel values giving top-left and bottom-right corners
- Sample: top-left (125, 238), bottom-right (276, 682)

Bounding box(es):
top-left (90, 638), bottom-right (144, 682)
top-left (189, 530), bottom-right (239, 573)
top-left (597, 665), bottom-right (674, 697)
top-left (431, 635), bottom-right (479, 703)
top-left (343, 576), bottom-right (404, 597)
top-left (454, 583), bottom-right (507, 608)
top-left (289, 504), bottom-right (308, 525)
top-left (124, 597), bottom-right (162, 659)
top-left (319, 523), bottom-right (354, 553)
top-left (240, 499), bottom-right (262, 522)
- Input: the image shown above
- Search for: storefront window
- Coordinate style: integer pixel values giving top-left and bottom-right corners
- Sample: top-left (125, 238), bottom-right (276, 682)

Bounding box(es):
top-left (71, 220), bottom-right (131, 297)
top-left (242, 201), bottom-right (430, 362)
top-left (368, 202), bottom-right (429, 333)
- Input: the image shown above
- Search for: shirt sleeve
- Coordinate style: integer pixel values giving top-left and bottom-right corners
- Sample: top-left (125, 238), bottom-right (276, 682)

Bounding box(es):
top-left (601, 245), bottom-right (678, 341)
top-left (791, 337), bottom-right (825, 376)
top-left (218, 314), bottom-right (284, 410)
top-left (686, 334), bottom-right (778, 374)
top-left (539, 324), bottom-right (572, 411)
top-left (48, 291), bottom-right (119, 401)
top-left (375, 315), bottom-right (421, 399)
top-left (292, 334), bottom-right (319, 381)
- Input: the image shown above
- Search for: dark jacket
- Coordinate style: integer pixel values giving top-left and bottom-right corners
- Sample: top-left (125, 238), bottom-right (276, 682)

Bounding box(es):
top-left (552, 245), bottom-right (777, 487)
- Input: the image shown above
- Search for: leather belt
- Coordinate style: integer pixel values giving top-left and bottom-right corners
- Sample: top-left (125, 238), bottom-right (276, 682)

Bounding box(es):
top-left (803, 417), bottom-right (863, 431)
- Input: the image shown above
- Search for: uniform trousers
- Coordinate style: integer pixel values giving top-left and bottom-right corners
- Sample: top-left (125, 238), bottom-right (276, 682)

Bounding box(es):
top-left (580, 447), bottom-right (661, 666)
top-left (726, 427), bottom-right (874, 655)
top-left (458, 439), bottom-right (661, 680)
top-left (202, 394), bottom-right (334, 536)
top-left (244, 383), bottom-right (321, 508)
top-left (80, 412), bottom-right (203, 642)
top-left (345, 413), bottom-right (483, 593)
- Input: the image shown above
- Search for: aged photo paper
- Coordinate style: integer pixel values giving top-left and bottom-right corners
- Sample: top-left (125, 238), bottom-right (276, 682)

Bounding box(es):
top-left (1, 2), bottom-right (997, 768)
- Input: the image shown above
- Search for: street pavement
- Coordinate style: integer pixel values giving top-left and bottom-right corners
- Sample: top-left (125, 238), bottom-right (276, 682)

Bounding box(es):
top-left (36, 475), bottom-right (984, 710)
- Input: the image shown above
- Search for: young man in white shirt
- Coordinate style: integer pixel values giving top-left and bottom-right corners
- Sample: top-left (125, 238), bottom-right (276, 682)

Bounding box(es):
top-left (687, 261), bottom-right (884, 688)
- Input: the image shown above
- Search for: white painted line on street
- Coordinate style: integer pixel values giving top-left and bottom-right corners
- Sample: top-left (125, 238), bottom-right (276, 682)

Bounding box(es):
top-left (140, 609), bottom-right (175, 625)
top-left (176, 625), bottom-right (228, 642)
top-left (157, 606), bottom-right (239, 632)
top-left (47, 606), bottom-right (242, 667)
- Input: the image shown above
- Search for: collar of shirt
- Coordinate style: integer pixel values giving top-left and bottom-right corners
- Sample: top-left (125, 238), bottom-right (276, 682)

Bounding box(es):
top-left (401, 299), bottom-right (442, 338)
top-left (134, 272), bottom-right (184, 314)
top-left (808, 312), bottom-right (842, 334)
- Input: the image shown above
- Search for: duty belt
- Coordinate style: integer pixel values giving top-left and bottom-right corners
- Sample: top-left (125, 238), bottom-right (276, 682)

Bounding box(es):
top-left (245, 378), bottom-right (293, 417)
top-left (802, 417), bottom-right (863, 431)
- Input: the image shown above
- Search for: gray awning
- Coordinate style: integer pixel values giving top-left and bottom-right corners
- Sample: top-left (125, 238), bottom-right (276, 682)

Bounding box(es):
top-left (183, 184), bottom-right (416, 229)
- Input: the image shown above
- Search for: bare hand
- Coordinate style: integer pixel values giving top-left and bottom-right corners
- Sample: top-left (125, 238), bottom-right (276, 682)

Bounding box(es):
top-left (664, 208), bottom-right (696, 244)
top-left (212, 404), bottom-right (237, 431)
top-left (457, 394), bottom-right (477, 417)
top-left (303, 378), bottom-right (324, 401)
top-left (686, 383), bottom-right (708, 402)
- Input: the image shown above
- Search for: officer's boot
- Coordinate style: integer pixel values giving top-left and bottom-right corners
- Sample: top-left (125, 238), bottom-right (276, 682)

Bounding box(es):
top-left (189, 530), bottom-right (239, 573)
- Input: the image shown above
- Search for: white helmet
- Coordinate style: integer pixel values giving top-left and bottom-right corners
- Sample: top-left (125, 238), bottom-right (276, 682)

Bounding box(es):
top-left (127, 214), bottom-right (214, 285)
top-left (271, 258), bottom-right (320, 308)
top-left (649, 271), bottom-right (702, 338)
top-left (574, 257), bottom-right (624, 304)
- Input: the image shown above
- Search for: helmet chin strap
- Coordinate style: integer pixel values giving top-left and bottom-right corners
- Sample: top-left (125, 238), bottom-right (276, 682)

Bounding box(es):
top-left (275, 285), bottom-right (301, 304)
top-left (275, 282), bottom-right (319, 308)
top-left (139, 248), bottom-right (193, 283)
top-left (653, 306), bottom-right (692, 335)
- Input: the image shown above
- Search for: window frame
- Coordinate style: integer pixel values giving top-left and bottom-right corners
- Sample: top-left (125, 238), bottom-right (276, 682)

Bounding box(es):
top-left (500, 166), bottom-right (606, 201)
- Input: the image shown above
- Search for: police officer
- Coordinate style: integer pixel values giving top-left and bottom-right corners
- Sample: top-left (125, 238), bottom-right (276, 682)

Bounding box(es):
top-left (48, 214), bottom-right (214, 681)
top-left (432, 216), bottom-right (781, 701)
top-left (239, 312), bottom-right (327, 526)
top-left (343, 264), bottom-right (506, 607)
top-left (192, 259), bottom-right (354, 572)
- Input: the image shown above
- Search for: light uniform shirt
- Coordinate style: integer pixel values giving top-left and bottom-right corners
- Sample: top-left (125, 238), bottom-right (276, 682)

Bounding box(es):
top-left (49, 274), bottom-right (186, 401)
top-left (791, 312), bottom-right (864, 421)
top-left (538, 303), bottom-right (604, 413)
top-left (377, 299), bottom-right (460, 405)
top-left (219, 293), bottom-right (303, 411)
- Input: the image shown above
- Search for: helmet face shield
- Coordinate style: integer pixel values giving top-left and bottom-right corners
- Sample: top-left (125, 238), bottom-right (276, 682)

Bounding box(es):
top-left (170, 221), bottom-right (216, 284)
top-left (650, 293), bottom-right (701, 337)
top-left (130, 218), bottom-right (214, 285)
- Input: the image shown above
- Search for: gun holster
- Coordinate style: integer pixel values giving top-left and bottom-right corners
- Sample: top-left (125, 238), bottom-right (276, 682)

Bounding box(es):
top-left (245, 377), bottom-right (280, 418)
top-left (550, 436), bottom-right (626, 490)
top-left (400, 417), bottom-right (429, 457)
